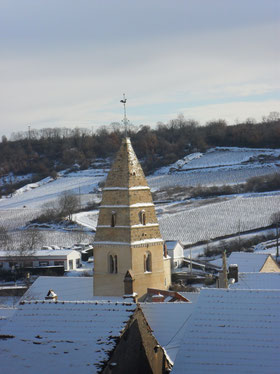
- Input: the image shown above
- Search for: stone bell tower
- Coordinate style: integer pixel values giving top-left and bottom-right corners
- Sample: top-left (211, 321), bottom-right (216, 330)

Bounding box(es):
top-left (93, 137), bottom-right (171, 299)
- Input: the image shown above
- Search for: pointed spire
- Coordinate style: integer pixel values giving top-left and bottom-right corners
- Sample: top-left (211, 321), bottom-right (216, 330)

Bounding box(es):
top-left (104, 137), bottom-right (148, 189)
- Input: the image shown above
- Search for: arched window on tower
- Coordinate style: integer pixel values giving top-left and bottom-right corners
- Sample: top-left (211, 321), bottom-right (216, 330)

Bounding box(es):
top-left (144, 251), bottom-right (152, 272)
top-left (109, 255), bottom-right (114, 273)
top-left (111, 211), bottom-right (116, 227)
top-left (109, 254), bottom-right (118, 274)
top-left (139, 210), bottom-right (146, 225)
top-left (114, 255), bottom-right (118, 273)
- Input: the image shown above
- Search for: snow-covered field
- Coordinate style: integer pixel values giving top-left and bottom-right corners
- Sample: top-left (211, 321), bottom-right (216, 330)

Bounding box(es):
top-left (0, 146), bottom-right (279, 248)
top-left (155, 147), bottom-right (280, 174)
top-left (0, 169), bottom-right (105, 231)
top-left (158, 192), bottom-right (280, 245)
top-left (149, 147), bottom-right (280, 189)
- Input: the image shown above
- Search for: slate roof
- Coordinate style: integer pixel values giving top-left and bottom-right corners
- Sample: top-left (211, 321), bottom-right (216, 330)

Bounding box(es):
top-left (0, 300), bottom-right (136, 374)
top-left (0, 249), bottom-right (79, 258)
top-left (177, 291), bottom-right (200, 303)
top-left (172, 288), bottom-right (280, 374)
top-left (229, 272), bottom-right (280, 290)
top-left (21, 276), bottom-right (123, 302)
top-left (141, 301), bottom-right (195, 364)
top-left (227, 252), bottom-right (272, 272)
top-left (165, 240), bottom-right (180, 250)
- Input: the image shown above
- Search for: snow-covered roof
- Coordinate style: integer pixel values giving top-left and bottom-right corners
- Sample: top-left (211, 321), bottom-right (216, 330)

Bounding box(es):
top-left (165, 240), bottom-right (181, 250)
top-left (177, 291), bottom-right (200, 303)
top-left (0, 300), bottom-right (136, 374)
top-left (229, 272), bottom-right (280, 290)
top-left (0, 249), bottom-right (80, 258)
top-left (227, 252), bottom-right (273, 272)
top-left (140, 301), bottom-right (196, 364)
top-left (172, 288), bottom-right (280, 374)
top-left (21, 276), bottom-right (123, 302)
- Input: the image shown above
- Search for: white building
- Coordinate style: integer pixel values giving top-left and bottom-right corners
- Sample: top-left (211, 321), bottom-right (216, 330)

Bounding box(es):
top-left (165, 240), bottom-right (184, 269)
top-left (0, 249), bottom-right (81, 271)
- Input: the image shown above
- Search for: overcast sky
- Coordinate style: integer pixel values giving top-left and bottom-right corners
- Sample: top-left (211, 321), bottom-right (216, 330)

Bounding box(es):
top-left (0, 0), bottom-right (279, 137)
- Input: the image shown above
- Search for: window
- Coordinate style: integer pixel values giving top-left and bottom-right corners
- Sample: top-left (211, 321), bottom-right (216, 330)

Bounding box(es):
top-left (69, 259), bottom-right (73, 269)
top-left (139, 210), bottom-right (146, 225)
top-left (54, 261), bottom-right (64, 266)
top-left (144, 251), bottom-right (152, 272)
top-left (39, 261), bottom-right (49, 267)
top-left (111, 211), bottom-right (116, 227)
top-left (109, 254), bottom-right (118, 274)
top-left (76, 259), bottom-right (80, 267)
top-left (24, 261), bottom-right (33, 268)
top-left (114, 255), bottom-right (118, 273)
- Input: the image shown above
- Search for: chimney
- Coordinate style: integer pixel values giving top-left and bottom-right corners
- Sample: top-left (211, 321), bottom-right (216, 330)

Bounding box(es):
top-left (228, 264), bottom-right (238, 283)
top-left (45, 289), bottom-right (58, 301)
top-left (152, 293), bottom-right (165, 302)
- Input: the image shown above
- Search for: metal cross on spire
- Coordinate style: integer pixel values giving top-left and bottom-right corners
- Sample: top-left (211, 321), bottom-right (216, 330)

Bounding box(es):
top-left (120, 93), bottom-right (128, 137)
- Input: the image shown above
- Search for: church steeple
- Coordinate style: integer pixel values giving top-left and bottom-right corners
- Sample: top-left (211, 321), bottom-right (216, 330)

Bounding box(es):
top-left (93, 137), bottom-right (171, 299)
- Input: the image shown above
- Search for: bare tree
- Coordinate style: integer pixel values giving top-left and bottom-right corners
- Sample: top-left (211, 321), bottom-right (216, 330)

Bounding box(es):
top-left (58, 191), bottom-right (79, 220)
top-left (40, 200), bottom-right (60, 222)
top-left (0, 226), bottom-right (10, 249)
top-left (73, 229), bottom-right (90, 244)
top-left (18, 228), bottom-right (43, 256)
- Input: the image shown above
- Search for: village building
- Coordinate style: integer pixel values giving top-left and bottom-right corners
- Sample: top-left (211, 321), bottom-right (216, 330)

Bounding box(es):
top-left (217, 252), bottom-right (280, 288)
top-left (225, 252), bottom-right (280, 273)
top-left (0, 249), bottom-right (81, 273)
top-left (165, 240), bottom-right (184, 269)
top-left (229, 272), bottom-right (280, 289)
top-left (141, 300), bottom-right (196, 364)
top-left (0, 298), bottom-right (171, 374)
top-left (171, 288), bottom-right (280, 374)
top-left (93, 137), bottom-right (171, 300)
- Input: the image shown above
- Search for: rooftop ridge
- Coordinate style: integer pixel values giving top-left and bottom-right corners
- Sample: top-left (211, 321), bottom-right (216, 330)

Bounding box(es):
top-left (20, 300), bottom-right (136, 305)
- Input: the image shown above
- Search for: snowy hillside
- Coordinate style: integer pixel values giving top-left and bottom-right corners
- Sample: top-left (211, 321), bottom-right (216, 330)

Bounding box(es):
top-left (155, 147), bottom-right (280, 174)
top-left (0, 146), bottom-right (279, 248)
top-left (150, 147), bottom-right (280, 189)
top-left (158, 191), bottom-right (280, 244)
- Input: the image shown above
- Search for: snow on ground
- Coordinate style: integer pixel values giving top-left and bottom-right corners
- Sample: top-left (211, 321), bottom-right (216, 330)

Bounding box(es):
top-left (0, 168), bottom-right (105, 234)
top-left (0, 168), bottom-right (105, 211)
top-left (254, 238), bottom-right (280, 257)
top-left (72, 211), bottom-right (99, 231)
top-left (0, 147), bottom-right (279, 249)
top-left (8, 230), bottom-right (94, 249)
top-left (184, 228), bottom-right (276, 259)
top-left (148, 164), bottom-right (279, 190)
top-left (11, 176), bottom-right (54, 197)
top-left (154, 147), bottom-right (280, 175)
top-left (158, 192), bottom-right (280, 245)
top-left (71, 191), bottom-right (280, 248)
top-left (149, 146), bottom-right (280, 190)
top-left (0, 173), bottom-right (33, 187)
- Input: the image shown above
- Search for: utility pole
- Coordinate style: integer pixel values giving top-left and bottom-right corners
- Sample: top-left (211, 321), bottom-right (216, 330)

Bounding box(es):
top-left (79, 186), bottom-right (81, 211)
top-left (222, 250), bottom-right (228, 289)
top-left (276, 221), bottom-right (279, 260)
top-left (238, 219), bottom-right (241, 250)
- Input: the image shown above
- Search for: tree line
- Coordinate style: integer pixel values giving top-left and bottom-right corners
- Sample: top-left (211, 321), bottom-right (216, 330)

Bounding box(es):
top-left (0, 112), bottom-right (279, 194)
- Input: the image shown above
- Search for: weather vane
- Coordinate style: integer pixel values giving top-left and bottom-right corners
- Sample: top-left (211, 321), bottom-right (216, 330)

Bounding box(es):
top-left (120, 93), bottom-right (128, 137)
